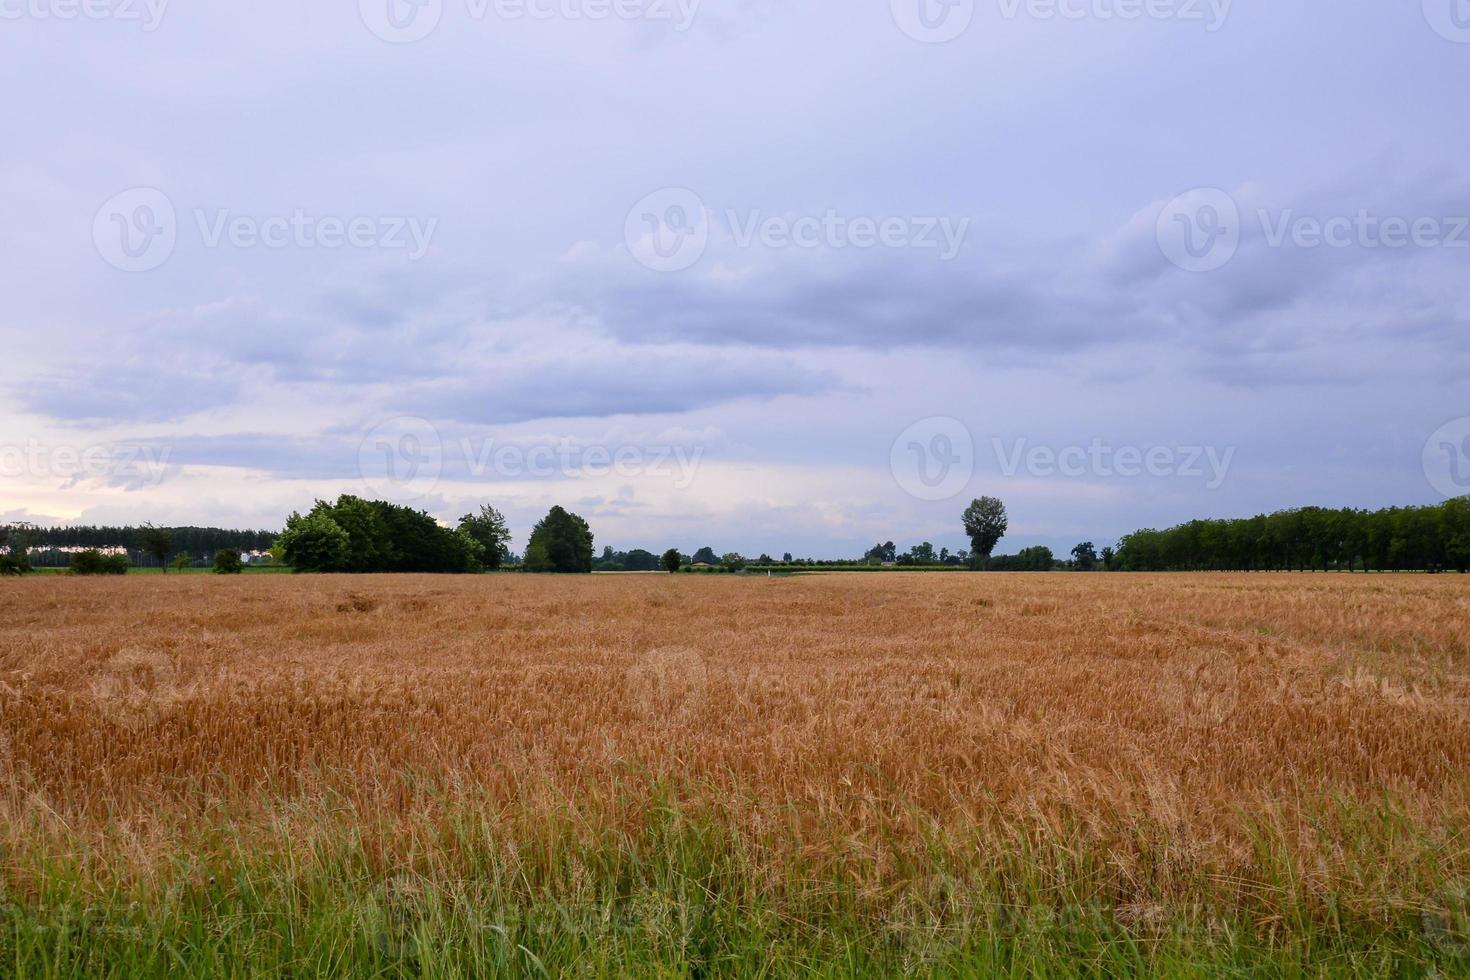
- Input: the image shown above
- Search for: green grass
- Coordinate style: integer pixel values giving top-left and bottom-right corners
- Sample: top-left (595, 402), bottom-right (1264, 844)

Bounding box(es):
top-left (2, 791), bottom-right (1465, 978)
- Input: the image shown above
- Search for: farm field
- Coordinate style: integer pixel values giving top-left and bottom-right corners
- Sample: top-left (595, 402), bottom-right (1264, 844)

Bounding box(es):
top-left (1, 573), bottom-right (1468, 976)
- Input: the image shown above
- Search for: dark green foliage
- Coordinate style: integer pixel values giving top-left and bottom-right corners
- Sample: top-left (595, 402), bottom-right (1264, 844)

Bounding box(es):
top-left (691, 546), bottom-right (718, 565)
top-left (864, 541), bottom-right (898, 564)
top-left (596, 547), bottom-right (662, 572)
top-left (458, 505), bottom-right (512, 570)
top-left (0, 524), bottom-right (35, 575)
top-left (524, 507), bottom-right (594, 574)
top-left (371, 499), bottom-right (481, 573)
top-left (276, 509), bottom-right (351, 573)
top-left (0, 524), bottom-right (276, 557)
top-left (213, 549), bottom-right (244, 574)
top-left (623, 549), bottom-right (660, 571)
top-left (985, 546), bottom-right (1057, 571)
top-left (70, 550), bottom-right (129, 575)
top-left (1071, 542), bottom-right (1098, 570)
top-left (962, 497), bottom-right (1008, 568)
top-left (328, 495), bottom-right (394, 573)
top-left (1114, 497), bottom-right (1470, 572)
top-left (278, 496), bottom-right (480, 574)
top-left (662, 548), bottom-right (682, 574)
top-left (136, 524), bottom-right (173, 573)
top-left (523, 539), bottom-right (552, 573)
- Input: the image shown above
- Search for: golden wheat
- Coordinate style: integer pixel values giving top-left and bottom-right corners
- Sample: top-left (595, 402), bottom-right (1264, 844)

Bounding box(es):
top-left (1, 572), bottom-right (1467, 909)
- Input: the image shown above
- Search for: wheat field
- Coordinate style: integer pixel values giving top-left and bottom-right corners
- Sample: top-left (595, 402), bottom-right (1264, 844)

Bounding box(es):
top-left (2, 572), bottom-right (1468, 974)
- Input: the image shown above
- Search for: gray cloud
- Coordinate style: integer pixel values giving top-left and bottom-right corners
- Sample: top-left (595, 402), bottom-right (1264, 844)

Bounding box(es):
top-left (406, 353), bottom-right (837, 425)
top-left (4, 2), bottom-right (1469, 553)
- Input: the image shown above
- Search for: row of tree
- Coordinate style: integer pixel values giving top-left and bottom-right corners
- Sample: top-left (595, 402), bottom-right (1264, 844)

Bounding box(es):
top-left (0, 523), bottom-right (276, 554)
top-left (12, 494), bottom-right (1470, 577)
top-left (1113, 499), bottom-right (1470, 572)
top-left (861, 541), bottom-right (973, 566)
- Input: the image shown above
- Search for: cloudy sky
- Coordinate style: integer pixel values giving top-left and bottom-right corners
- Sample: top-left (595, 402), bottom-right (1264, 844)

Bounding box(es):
top-left (2, 0), bottom-right (1468, 558)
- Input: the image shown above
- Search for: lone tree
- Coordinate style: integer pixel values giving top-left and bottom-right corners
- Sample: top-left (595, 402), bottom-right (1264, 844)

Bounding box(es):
top-left (661, 548), bottom-right (682, 574)
top-left (458, 504), bottom-right (512, 570)
top-left (0, 524), bottom-right (36, 576)
top-left (1071, 541), bottom-right (1098, 571)
top-left (524, 506), bottom-right (594, 574)
top-left (961, 497), bottom-right (1008, 570)
top-left (136, 524), bottom-right (173, 572)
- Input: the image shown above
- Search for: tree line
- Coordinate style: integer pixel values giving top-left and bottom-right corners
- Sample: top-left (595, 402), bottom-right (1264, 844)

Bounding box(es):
top-left (7, 494), bottom-right (1468, 577)
top-left (1113, 499), bottom-right (1470, 572)
top-left (0, 523), bottom-right (276, 555)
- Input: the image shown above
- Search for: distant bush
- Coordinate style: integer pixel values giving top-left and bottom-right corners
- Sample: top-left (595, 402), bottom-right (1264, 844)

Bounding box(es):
top-left (0, 554), bottom-right (30, 576)
top-left (71, 550), bottom-right (129, 576)
top-left (213, 549), bottom-right (244, 574)
top-left (984, 546), bottom-right (1058, 572)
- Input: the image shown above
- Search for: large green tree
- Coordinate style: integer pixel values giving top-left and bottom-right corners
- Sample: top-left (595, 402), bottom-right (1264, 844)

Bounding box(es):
top-left (458, 504), bottom-right (512, 570)
top-left (961, 497), bottom-right (1008, 569)
top-left (524, 506), bottom-right (594, 574)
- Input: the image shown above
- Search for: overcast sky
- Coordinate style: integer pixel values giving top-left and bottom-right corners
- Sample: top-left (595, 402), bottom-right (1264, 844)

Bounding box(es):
top-left (2, 0), bottom-right (1468, 557)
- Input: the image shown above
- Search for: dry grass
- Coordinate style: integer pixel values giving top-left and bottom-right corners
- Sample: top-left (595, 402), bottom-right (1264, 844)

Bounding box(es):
top-left (1, 572), bottom-right (1468, 940)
